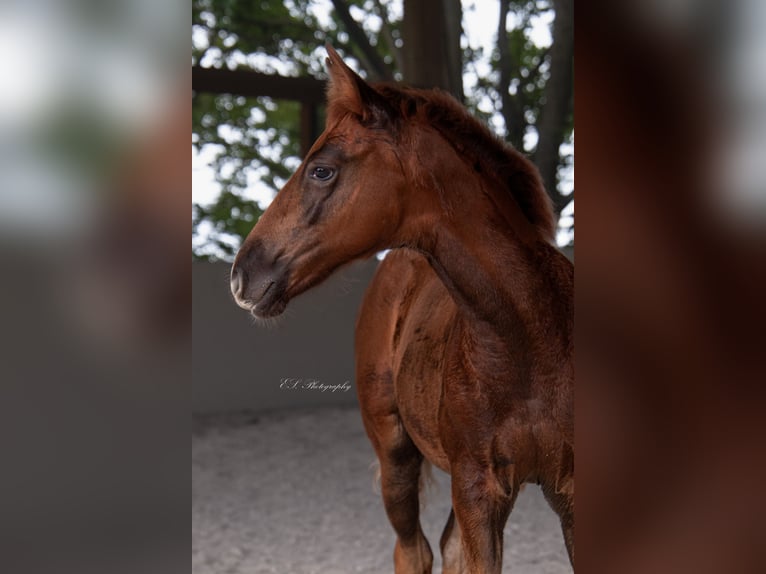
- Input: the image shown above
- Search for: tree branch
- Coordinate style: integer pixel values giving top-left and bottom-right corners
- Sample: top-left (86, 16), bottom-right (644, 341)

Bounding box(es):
top-left (372, 0), bottom-right (404, 74)
top-left (331, 0), bottom-right (393, 81)
top-left (497, 0), bottom-right (526, 151)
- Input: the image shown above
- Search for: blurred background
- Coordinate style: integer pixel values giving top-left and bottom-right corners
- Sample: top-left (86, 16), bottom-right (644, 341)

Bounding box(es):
top-left (0, 1), bottom-right (187, 574)
top-left (576, 1), bottom-right (766, 573)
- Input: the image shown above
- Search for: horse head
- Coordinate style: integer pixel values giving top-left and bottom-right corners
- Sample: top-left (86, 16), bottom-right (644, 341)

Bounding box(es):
top-left (230, 47), bottom-right (414, 318)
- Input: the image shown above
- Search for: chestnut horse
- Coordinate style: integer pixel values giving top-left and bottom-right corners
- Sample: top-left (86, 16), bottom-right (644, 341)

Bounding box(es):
top-left (231, 47), bottom-right (574, 573)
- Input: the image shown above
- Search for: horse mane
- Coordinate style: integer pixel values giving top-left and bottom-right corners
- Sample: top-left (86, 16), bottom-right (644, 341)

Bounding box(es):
top-left (373, 84), bottom-right (556, 241)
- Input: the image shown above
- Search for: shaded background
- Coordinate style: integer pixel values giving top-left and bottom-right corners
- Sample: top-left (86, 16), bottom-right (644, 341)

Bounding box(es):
top-left (192, 259), bottom-right (374, 413)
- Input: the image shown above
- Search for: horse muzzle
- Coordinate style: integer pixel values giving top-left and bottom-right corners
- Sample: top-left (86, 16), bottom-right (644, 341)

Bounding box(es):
top-left (230, 242), bottom-right (290, 318)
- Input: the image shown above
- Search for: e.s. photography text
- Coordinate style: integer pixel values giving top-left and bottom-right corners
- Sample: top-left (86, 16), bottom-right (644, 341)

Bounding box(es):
top-left (279, 378), bottom-right (352, 393)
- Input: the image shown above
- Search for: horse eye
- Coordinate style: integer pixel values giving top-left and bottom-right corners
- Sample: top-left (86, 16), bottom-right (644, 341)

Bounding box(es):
top-left (309, 166), bottom-right (335, 181)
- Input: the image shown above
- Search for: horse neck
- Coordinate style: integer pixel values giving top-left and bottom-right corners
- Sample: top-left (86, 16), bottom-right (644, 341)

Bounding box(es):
top-left (402, 147), bottom-right (573, 353)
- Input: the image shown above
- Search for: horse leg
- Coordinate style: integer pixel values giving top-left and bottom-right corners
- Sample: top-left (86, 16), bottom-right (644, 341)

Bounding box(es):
top-left (450, 467), bottom-right (516, 574)
top-left (542, 485), bottom-right (575, 567)
top-left (560, 507), bottom-right (574, 567)
top-left (369, 413), bottom-right (433, 574)
top-left (439, 507), bottom-right (465, 573)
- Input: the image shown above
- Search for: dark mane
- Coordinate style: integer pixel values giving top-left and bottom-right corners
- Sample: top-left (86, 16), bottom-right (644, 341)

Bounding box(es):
top-left (373, 84), bottom-right (556, 240)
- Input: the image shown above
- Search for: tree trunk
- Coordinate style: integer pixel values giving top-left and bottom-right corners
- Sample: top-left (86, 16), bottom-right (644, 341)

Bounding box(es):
top-left (402, 0), bottom-right (463, 99)
top-left (496, 0), bottom-right (526, 151)
top-left (534, 0), bottom-right (573, 213)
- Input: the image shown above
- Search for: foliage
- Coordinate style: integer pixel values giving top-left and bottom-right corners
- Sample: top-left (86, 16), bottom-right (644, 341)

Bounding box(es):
top-left (192, 0), bottom-right (572, 260)
top-left (192, 91), bottom-right (302, 256)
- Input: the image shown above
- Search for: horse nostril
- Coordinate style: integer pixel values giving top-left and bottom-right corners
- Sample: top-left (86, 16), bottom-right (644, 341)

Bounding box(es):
top-left (230, 266), bottom-right (244, 299)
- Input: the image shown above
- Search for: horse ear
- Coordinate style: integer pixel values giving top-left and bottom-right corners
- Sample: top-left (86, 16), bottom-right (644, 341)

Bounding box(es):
top-left (325, 44), bottom-right (394, 127)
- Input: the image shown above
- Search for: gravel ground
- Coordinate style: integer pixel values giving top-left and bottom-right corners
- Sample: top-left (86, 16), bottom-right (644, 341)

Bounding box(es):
top-left (193, 406), bottom-right (571, 573)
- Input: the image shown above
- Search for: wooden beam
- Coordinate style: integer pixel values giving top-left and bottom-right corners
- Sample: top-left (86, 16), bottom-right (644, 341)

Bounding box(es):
top-left (192, 67), bottom-right (326, 103)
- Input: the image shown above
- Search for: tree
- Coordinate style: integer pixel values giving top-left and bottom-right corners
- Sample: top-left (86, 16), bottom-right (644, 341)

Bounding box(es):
top-left (401, 0), bottom-right (463, 98)
top-left (534, 0), bottom-right (573, 215)
top-left (192, 0), bottom-right (573, 260)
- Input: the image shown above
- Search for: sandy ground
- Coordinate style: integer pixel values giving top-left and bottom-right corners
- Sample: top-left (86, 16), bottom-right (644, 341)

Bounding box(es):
top-left (193, 406), bottom-right (571, 573)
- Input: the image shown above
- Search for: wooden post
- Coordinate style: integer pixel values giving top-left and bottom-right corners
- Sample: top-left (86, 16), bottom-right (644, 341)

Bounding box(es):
top-left (300, 103), bottom-right (318, 158)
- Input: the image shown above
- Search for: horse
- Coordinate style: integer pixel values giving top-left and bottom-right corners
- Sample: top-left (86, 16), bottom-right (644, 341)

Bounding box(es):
top-left (230, 46), bottom-right (574, 573)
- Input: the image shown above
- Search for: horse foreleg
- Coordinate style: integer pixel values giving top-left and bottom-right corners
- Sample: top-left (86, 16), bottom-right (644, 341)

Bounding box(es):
top-left (561, 508), bottom-right (574, 567)
top-left (451, 467), bottom-right (515, 574)
top-left (373, 415), bottom-right (433, 574)
top-left (439, 507), bottom-right (465, 573)
top-left (542, 485), bottom-right (575, 567)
